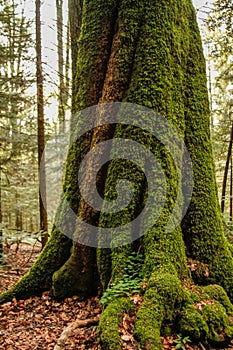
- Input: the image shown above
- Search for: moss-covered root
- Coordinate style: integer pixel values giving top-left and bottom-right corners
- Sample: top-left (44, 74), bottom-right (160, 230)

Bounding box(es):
top-left (99, 297), bottom-right (134, 350)
top-left (98, 276), bottom-right (233, 350)
top-left (134, 271), bottom-right (184, 350)
top-left (178, 284), bottom-right (233, 345)
top-left (0, 227), bottom-right (72, 304)
top-left (134, 272), bottom-right (233, 349)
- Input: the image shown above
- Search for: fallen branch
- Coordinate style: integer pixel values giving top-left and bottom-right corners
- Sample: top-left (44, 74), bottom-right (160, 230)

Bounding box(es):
top-left (54, 315), bottom-right (100, 349)
top-left (199, 342), bottom-right (207, 350)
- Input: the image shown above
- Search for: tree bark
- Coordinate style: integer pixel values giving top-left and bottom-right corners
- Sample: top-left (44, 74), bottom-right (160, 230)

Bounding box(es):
top-left (68, 0), bottom-right (82, 85)
top-left (56, 0), bottom-right (66, 133)
top-left (64, 18), bottom-right (70, 109)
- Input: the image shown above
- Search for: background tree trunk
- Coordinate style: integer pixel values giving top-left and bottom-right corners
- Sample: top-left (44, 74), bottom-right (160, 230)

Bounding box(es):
top-left (36, 0), bottom-right (48, 248)
top-left (221, 120), bottom-right (233, 214)
top-left (56, 0), bottom-right (66, 133)
top-left (68, 0), bottom-right (82, 85)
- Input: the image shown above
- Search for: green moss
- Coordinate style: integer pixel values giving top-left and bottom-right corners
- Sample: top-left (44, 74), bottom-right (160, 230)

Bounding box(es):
top-left (97, 248), bottom-right (112, 291)
top-left (134, 274), bottom-right (233, 348)
top-left (181, 0), bottom-right (233, 301)
top-left (203, 285), bottom-right (233, 315)
top-left (114, 0), bottom-right (191, 284)
top-left (52, 261), bottom-right (91, 300)
top-left (52, 241), bottom-right (99, 300)
top-left (73, 0), bottom-right (119, 110)
top-left (99, 297), bottom-right (134, 350)
top-left (228, 242), bottom-right (233, 256)
top-left (147, 271), bottom-right (184, 318)
top-left (178, 286), bottom-right (233, 344)
top-left (178, 305), bottom-right (209, 340)
top-left (202, 301), bottom-right (233, 342)
top-left (134, 271), bottom-right (185, 349)
top-left (134, 292), bottom-right (164, 350)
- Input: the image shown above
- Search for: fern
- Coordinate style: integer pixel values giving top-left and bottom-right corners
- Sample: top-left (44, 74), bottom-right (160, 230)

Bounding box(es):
top-left (100, 252), bottom-right (143, 306)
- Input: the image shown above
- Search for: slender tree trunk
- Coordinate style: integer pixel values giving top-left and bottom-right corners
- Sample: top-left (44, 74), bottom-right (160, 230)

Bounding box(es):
top-left (207, 43), bottom-right (214, 132)
top-left (221, 120), bottom-right (233, 213)
top-left (56, 0), bottom-right (66, 133)
top-left (8, 213), bottom-right (12, 229)
top-left (36, 0), bottom-right (48, 248)
top-left (15, 191), bottom-right (22, 231)
top-left (64, 18), bottom-right (70, 109)
top-left (68, 0), bottom-right (82, 102)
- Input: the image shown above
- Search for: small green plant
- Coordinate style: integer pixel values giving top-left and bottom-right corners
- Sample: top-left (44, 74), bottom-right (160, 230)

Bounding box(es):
top-left (174, 334), bottom-right (191, 350)
top-left (100, 252), bottom-right (143, 306)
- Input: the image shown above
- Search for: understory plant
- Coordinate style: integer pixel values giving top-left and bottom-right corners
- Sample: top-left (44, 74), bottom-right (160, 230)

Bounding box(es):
top-left (100, 252), bottom-right (143, 306)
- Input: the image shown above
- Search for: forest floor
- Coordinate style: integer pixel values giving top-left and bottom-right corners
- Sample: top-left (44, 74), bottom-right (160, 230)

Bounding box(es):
top-left (0, 243), bottom-right (233, 350)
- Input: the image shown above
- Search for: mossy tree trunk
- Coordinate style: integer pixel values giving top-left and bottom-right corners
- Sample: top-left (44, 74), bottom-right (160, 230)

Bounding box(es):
top-left (1, 0), bottom-right (233, 348)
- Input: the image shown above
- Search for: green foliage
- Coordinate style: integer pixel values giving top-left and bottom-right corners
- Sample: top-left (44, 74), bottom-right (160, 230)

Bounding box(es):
top-left (207, 0), bottom-right (233, 59)
top-left (174, 334), bottom-right (191, 350)
top-left (99, 252), bottom-right (143, 306)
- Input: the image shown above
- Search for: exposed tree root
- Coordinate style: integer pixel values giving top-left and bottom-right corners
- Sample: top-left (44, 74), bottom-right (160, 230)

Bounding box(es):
top-left (99, 269), bottom-right (233, 350)
top-left (134, 269), bottom-right (185, 350)
top-left (99, 297), bottom-right (134, 350)
top-left (54, 315), bottom-right (100, 350)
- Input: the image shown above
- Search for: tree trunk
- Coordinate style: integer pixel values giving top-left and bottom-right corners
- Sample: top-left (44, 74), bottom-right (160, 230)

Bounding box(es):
top-left (1, 0), bottom-right (233, 348)
top-left (68, 0), bottom-right (82, 84)
top-left (36, 0), bottom-right (48, 248)
top-left (64, 18), bottom-right (70, 109)
top-left (56, 0), bottom-right (66, 133)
